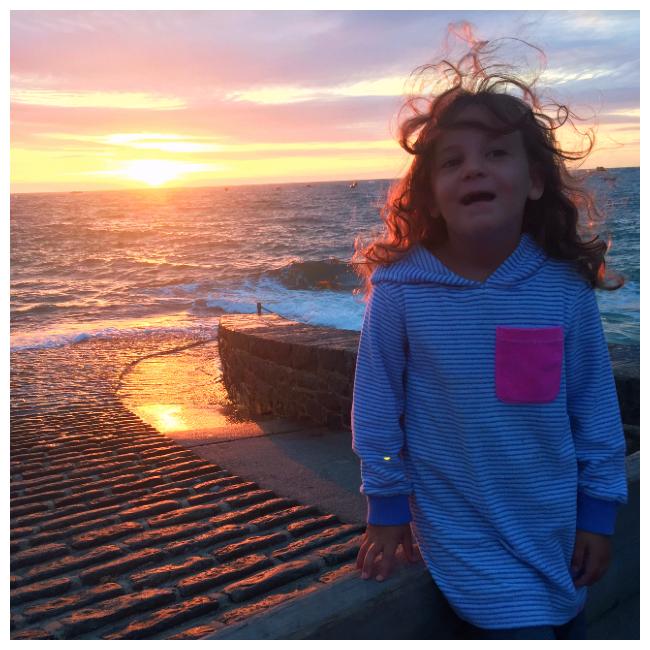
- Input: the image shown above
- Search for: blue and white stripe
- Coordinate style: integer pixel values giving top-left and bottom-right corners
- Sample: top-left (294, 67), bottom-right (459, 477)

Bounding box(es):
top-left (351, 233), bottom-right (628, 629)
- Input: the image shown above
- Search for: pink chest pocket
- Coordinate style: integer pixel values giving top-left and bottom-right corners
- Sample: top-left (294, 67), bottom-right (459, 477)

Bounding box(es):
top-left (495, 326), bottom-right (564, 404)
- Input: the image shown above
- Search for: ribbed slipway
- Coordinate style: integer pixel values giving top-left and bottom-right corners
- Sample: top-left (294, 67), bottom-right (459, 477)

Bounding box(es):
top-left (352, 233), bottom-right (628, 630)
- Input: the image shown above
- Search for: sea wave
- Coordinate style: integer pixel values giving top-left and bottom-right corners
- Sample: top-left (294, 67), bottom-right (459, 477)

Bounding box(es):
top-left (11, 303), bottom-right (71, 317)
top-left (200, 276), bottom-right (366, 330)
top-left (263, 258), bottom-right (361, 291)
top-left (10, 314), bottom-right (219, 351)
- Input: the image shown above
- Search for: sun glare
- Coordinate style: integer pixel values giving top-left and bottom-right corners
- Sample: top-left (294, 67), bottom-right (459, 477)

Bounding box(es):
top-left (121, 160), bottom-right (190, 186)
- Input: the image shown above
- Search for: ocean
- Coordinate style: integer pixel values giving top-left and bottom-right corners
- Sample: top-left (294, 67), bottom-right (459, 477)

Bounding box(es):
top-left (10, 168), bottom-right (639, 351)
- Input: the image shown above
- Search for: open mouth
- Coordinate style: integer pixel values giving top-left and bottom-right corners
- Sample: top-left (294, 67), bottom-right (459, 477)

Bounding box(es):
top-left (460, 191), bottom-right (496, 206)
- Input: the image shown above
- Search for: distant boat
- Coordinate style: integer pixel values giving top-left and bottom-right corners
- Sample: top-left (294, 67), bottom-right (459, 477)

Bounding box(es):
top-left (595, 167), bottom-right (616, 181)
top-left (349, 181), bottom-right (358, 189)
top-left (224, 187), bottom-right (229, 191)
top-left (593, 166), bottom-right (616, 182)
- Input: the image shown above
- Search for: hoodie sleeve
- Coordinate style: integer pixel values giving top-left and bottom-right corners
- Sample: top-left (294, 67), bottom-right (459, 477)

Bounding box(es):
top-left (351, 281), bottom-right (412, 526)
top-left (565, 284), bottom-right (628, 535)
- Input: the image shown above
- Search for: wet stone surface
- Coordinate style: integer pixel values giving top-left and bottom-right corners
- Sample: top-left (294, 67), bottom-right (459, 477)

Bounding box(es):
top-left (10, 332), bottom-right (362, 639)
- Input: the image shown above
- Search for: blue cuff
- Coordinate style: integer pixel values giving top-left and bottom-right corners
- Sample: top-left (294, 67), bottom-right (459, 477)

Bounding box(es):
top-left (576, 491), bottom-right (619, 535)
top-left (367, 495), bottom-right (412, 525)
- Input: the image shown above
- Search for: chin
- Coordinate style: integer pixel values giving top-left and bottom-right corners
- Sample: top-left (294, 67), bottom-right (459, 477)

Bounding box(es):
top-left (454, 218), bottom-right (508, 239)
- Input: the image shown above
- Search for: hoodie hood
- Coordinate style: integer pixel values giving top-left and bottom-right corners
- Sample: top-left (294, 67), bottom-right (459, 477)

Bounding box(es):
top-left (371, 233), bottom-right (548, 289)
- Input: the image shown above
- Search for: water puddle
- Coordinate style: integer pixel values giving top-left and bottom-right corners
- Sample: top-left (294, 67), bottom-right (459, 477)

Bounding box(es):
top-left (118, 340), bottom-right (281, 441)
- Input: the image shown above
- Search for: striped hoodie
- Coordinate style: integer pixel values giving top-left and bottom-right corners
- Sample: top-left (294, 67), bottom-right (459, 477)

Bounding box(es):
top-left (351, 233), bottom-right (628, 629)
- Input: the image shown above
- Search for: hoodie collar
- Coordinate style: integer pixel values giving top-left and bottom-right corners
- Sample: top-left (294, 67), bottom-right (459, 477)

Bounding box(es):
top-left (371, 233), bottom-right (547, 289)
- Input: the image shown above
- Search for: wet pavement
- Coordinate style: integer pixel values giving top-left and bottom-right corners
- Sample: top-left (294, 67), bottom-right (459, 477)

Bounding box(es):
top-left (10, 332), bottom-right (363, 640)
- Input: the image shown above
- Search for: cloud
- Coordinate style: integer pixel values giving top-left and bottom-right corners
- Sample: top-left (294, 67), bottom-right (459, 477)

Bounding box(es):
top-left (27, 131), bottom-right (399, 160)
top-left (9, 11), bottom-right (640, 102)
top-left (225, 75), bottom-right (408, 104)
top-left (10, 93), bottom-right (402, 146)
top-left (10, 88), bottom-right (186, 110)
top-left (9, 10), bottom-right (640, 190)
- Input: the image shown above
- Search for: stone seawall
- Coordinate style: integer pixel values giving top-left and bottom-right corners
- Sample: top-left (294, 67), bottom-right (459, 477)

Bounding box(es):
top-left (218, 315), bottom-right (640, 450)
top-left (218, 315), bottom-right (359, 431)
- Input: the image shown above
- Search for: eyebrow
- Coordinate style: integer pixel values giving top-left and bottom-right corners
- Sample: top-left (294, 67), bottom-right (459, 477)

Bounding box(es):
top-left (438, 144), bottom-right (461, 155)
top-left (437, 132), bottom-right (511, 156)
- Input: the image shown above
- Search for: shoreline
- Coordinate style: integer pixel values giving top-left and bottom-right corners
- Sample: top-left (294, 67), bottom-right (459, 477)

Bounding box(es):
top-left (9, 308), bottom-right (643, 354)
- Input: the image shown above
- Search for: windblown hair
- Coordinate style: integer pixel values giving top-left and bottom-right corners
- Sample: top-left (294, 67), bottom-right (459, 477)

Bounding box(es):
top-left (353, 33), bottom-right (623, 297)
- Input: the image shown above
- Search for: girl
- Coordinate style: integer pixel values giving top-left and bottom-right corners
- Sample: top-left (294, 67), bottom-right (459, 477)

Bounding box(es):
top-left (351, 37), bottom-right (628, 640)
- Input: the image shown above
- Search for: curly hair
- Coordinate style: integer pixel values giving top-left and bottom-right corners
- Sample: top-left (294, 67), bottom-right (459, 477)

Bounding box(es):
top-left (353, 34), bottom-right (624, 297)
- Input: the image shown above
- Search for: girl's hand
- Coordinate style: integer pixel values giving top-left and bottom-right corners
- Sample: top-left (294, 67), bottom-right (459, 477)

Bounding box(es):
top-left (356, 523), bottom-right (418, 582)
top-left (571, 529), bottom-right (613, 587)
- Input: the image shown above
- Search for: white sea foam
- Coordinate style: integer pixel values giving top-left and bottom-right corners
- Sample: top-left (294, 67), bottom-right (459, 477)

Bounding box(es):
top-left (10, 314), bottom-right (219, 351)
top-left (10, 279), bottom-right (365, 352)
top-left (11, 272), bottom-right (640, 351)
top-left (203, 276), bottom-right (366, 331)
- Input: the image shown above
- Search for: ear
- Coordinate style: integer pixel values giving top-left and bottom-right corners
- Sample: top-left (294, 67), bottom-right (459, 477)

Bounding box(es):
top-left (528, 165), bottom-right (544, 201)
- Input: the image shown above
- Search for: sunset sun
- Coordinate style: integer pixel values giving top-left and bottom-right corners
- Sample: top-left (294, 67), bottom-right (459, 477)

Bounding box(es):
top-left (120, 159), bottom-right (190, 186)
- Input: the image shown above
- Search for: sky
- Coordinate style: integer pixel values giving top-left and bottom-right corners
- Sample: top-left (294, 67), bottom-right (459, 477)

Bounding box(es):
top-left (9, 9), bottom-right (641, 193)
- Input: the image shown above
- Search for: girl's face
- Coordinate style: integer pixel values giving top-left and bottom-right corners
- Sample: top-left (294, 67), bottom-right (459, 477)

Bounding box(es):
top-left (431, 105), bottom-right (543, 240)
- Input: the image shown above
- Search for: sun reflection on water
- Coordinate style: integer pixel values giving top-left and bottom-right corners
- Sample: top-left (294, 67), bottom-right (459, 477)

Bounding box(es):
top-left (130, 402), bottom-right (233, 433)
top-left (118, 340), bottom-right (249, 436)
top-left (133, 403), bottom-right (187, 432)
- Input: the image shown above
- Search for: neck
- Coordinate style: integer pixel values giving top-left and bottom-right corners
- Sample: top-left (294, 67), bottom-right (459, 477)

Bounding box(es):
top-left (435, 229), bottom-right (522, 281)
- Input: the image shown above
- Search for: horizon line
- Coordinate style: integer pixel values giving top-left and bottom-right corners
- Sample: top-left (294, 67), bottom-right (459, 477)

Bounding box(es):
top-left (10, 165), bottom-right (639, 196)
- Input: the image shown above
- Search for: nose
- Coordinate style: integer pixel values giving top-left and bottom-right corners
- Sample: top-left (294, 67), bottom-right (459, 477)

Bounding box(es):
top-left (462, 155), bottom-right (486, 179)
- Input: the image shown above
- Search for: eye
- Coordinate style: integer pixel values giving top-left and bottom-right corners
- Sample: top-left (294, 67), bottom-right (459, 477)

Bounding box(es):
top-left (487, 148), bottom-right (508, 159)
top-left (440, 157), bottom-right (461, 168)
